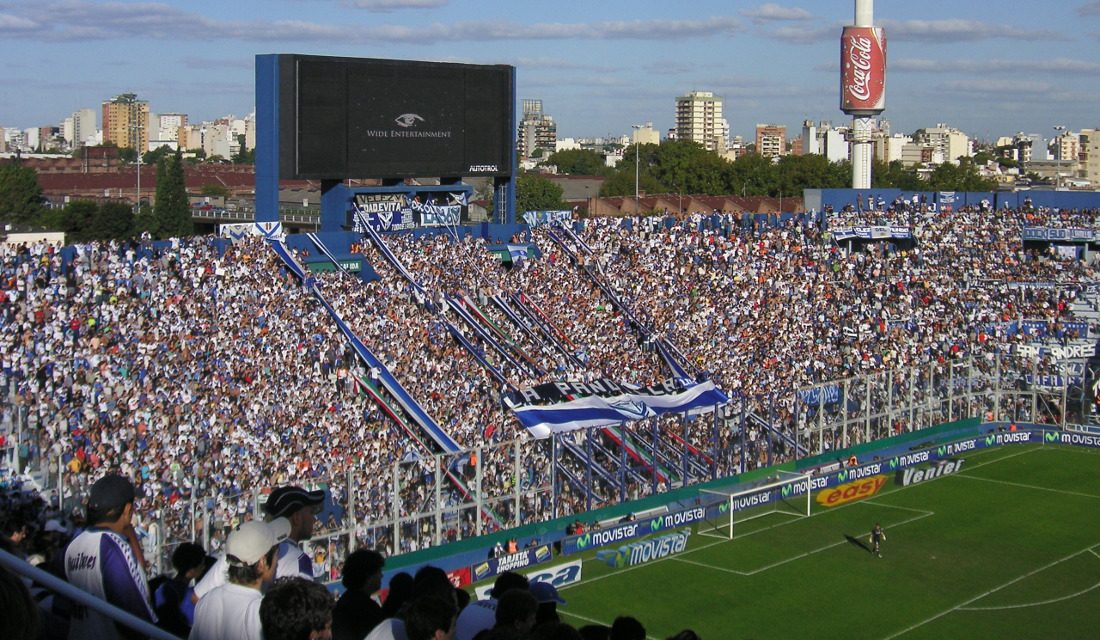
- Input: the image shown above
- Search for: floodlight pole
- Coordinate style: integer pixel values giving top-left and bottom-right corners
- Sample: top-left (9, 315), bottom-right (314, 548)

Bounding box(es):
top-left (632, 124), bottom-right (642, 213)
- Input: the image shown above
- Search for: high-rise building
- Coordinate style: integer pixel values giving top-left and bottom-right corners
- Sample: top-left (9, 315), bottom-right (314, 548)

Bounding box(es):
top-left (72, 109), bottom-right (97, 148)
top-left (102, 93), bottom-right (150, 151)
top-left (755, 124), bottom-right (787, 158)
top-left (675, 91), bottom-right (728, 153)
top-left (632, 122), bottom-right (660, 146)
top-left (517, 99), bottom-right (557, 160)
top-left (912, 124), bottom-right (972, 164)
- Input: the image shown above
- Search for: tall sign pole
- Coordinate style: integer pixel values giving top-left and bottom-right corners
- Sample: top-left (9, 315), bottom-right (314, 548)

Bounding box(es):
top-left (841, 0), bottom-right (886, 190)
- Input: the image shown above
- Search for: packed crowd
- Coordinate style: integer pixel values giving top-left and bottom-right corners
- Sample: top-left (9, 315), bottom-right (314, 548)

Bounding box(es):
top-left (1, 202), bottom-right (1097, 570)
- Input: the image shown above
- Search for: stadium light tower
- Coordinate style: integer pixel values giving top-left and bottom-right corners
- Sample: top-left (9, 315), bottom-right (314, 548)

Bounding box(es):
top-left (632, 124), bottom-right (642, 211)
top-left (841, 0), bottom-right (886, 190)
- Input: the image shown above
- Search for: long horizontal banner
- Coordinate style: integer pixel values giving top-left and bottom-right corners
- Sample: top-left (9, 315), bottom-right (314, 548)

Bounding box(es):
top-left (560, 506), bottom-right (706, 555)
top-left (505, 378), bottom-right (729, 438)
top-left (831, 226), bottom-right (911, 241)
top-left (1021, 227), bottom-right (1097, 242)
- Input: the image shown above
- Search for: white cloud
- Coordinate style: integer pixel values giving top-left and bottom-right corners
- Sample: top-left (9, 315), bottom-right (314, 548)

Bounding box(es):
top-left (881, 19), bottom-right (1061, 42)
top-left (770, 23), bottom-right (836, 44)
top-left (0, 3), bottom-right (743, 43)
top-left (1078, 2), bottom-right (1100, 16)
top-left (345, 0), bottom-right (447, 10)
top-left (740, 3), bottom-right (812, 23)
top-left (893, 57), bottom-right (1100, 74)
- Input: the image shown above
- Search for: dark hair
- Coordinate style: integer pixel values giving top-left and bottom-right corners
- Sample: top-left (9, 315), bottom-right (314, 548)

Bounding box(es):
top-left (494, 589), bottom-right (537, 630)
top-left (0, 566), bottom-right (40, 640)
top-left (381, 571), bottom-right (414, 619)
top-left (610, 616), bottom-right (647, 640)
top-left (227, 545), bottom-right (277, 585)
top-left (666, 631), bottom-right (702, 640)
top-left (412, 565), bottom-right (455, 600)
top-left (490, 571), bottom-right (529, 598)
top-left (404, 595), bottom-right (457, 640)
top-left (260, 577), bottom-right (334, 640)
top-left (171, 542), bottom-right (207, 575)
top-left (86, 504), bottom-right (126, 527)
top-left (532, 622), bottom-right (583, 640)
top-left (341, 549), bottom-right (384, 590)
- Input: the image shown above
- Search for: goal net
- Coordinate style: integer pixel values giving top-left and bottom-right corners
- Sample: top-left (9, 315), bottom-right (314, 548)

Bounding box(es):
top-left (698, 470), bottom-right (813, 540)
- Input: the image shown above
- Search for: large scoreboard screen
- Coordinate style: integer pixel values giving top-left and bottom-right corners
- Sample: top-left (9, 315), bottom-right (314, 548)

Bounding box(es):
top-left (277, 54), bottom-right (514, 179)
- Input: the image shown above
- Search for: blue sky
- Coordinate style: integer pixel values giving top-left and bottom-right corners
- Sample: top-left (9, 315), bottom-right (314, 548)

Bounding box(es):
top-left (2, 0), bottom-right (1099, 143)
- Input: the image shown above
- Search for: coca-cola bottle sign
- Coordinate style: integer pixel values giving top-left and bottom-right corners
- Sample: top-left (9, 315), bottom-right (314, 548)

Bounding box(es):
top-left (840, 26), bottom-right (886, 115)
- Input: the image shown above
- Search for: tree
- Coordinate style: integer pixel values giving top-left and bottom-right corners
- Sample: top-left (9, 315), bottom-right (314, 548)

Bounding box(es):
top-left (153, 149), bottom-right (192, 238)
top-left (232, 135), bottom-right (254, 164)
top-left (515, 174), bottom-right (566, 213)
top-left (142, 145), bottom-right (174, 167)
top-left (118, 147), bottom-right (138, 163)
top-left (89, 202), bottom-right (135, 240)
top-left (0, 163), bottom-right (44, 224)
top-left (542, 149), bottom-right (609, 176)
top-left (200, 184), bottom-right (230, 198)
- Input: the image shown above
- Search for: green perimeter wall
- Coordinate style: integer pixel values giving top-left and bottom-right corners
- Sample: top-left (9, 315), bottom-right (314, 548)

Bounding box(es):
top-left (383, 417), bottom-right (981, 573)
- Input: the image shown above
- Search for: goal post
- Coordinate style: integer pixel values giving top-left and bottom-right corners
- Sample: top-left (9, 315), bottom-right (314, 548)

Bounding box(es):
top-left (698, 470), bottom-right (814, 540)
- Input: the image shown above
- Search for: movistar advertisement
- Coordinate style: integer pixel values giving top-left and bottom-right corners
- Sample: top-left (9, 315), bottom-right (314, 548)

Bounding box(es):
top-left (560, 506), bottom-right (706, 555)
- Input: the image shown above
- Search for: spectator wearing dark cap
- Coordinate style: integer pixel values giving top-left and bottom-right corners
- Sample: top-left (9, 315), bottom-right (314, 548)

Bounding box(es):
top-left (529, 581), bottom-right (565, 628)
top-left (153, 542), bottom-right (208, 637)
top-left (264, 485), bottom-right (325, 581)
top-left (190, 520), bottom-right (279, 640)
top-left (332, 549), bottom-right (385, 640)
top-left (64, 474), bottom-right (156, 640)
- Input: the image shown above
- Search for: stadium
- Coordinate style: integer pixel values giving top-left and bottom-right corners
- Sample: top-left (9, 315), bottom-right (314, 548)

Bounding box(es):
top-left (3, 52), bottom-right (1100, 640)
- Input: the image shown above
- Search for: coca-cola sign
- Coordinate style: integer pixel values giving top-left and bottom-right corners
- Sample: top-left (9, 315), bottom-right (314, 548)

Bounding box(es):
top-left (840, 26), bottom-right (886, 115)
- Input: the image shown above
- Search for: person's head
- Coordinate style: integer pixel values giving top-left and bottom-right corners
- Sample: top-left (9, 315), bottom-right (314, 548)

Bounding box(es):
top-left (530, 581), bottom-right (565, 627)
top-left (489, 571), bottom-right (529, 599)
top-left (260, 577), bottom-right (335, 640)
top-left (341, 548), bottom-right (385, 593)
top-left (404, 595), bottom-right (458, 640)
top-left (381, 571), bottom-right (414, 617)
top-left (610, 616), bottom-right (646, 640)
top-left (263, 486), bottom-right (324, 541)
top-left (494, 589), bottom-right (537, 634)
top-left (225, 521), bottom-right (279, 587)
top-left (171, 542), bottom-right (208, 581)
top-left (665, 630), bottom-right (701, 640)
top-left (0, 566), bottom-right (40, 640)
top-left (86, 474), bottom-right (135, 530)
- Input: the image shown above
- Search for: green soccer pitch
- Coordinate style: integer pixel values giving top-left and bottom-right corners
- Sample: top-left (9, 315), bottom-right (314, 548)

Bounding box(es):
top-left (554, 444), bottom-right (1100, 639)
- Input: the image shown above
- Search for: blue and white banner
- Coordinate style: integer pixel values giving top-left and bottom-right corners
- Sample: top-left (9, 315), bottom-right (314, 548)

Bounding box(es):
top-left (1021, 227), bottom-right (1097, 242)
top-left (522, 210), bottom-right (573, 228)
top-left (506, 378), bottom-right (728, 438)
top-left (797, 384), bottom-right (842, 407)
top-left (831, 226), bottom-right (912, 241)
top-left (350, 193), bottom-right (466, 231)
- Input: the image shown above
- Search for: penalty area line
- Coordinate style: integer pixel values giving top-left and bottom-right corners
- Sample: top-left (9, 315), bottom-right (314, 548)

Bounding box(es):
top-left (881, 542), bottom-right (1100, 640)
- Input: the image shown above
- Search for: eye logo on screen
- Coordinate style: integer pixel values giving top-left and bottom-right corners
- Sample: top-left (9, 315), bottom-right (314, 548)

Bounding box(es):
top-left (394, 113), bottom-right (425, 128)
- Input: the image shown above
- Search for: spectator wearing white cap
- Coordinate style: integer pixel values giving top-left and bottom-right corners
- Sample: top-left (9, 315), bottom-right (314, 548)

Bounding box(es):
top-left (189, 520), bottom-right (279, 640)
top-left (191, 517), bottom-right (291, 603)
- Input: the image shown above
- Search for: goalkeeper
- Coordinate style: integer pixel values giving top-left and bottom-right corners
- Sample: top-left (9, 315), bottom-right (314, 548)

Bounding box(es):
top-left (869, 522), bottom-right (886, 558)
